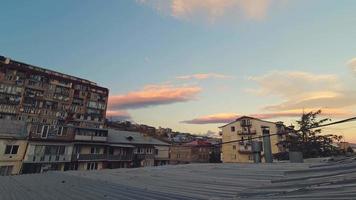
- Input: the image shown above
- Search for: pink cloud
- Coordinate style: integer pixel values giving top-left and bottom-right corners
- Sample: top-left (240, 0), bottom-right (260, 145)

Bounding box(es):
top-left (176, 73), bottom-right (233, 80)
top-left (108, 84), bottom-right (201, 110)
top-left (106, 110), bottom-right (131, 121)
top-left (137, 0), bottom-right (277, 22)
top-left (181, 109), bottom-right (350, 124)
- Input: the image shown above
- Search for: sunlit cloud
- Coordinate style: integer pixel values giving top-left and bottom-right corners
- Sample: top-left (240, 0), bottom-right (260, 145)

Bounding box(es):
top-left (136, 0), bottom-right (280, 22)
top-left (106, 110), bottom-right (131, 121)
top-left (247, 71), bottom-right (356, 113)
top-left (347, 57), bottom-right (356, 73)
top-left (176, 73), bottom-right (233, 80)
top-left (108, 84), bottom-right (201, 110)
top-left (181, 109), bottom-right (350, 124)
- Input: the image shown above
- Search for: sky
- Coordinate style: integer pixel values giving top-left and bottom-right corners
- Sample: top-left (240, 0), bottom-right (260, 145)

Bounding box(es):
top-left (1, 0), bottom-right (356, 141)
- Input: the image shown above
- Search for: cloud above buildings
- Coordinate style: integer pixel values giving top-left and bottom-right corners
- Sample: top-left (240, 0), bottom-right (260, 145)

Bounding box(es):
top-left (106, 110), bottom-right (132, 121)
top-left (176, 73), bottom-right (233, 80)
top-left (181, 109), bottom-right (349, 124)
top-left (136, 0), bottom-right (279, 22)
top-left (107, 84), bottom-right (201, 121)
top-left (347, 57), bottom-right (356, 74)
top-left (246, 71), bottom-right (356, 112)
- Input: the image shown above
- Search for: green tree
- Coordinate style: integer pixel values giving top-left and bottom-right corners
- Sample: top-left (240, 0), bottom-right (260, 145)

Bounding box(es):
top-left (291, 110), bottom-right (343, 158)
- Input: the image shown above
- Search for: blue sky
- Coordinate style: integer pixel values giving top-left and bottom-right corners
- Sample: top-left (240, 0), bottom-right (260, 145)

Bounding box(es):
top-left (1, 0), bottom-right (356, 141)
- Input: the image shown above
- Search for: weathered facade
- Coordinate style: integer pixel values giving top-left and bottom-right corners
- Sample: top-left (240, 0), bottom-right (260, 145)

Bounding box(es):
top-left (170, 140), bottom-right (212, 164)
top-left (108, 130), bottom-right (170, 168)
top-left (0, 55), bottom-right (109, 173)
top-left (220, 116), bottom-right (287, 163)
top-left (0, 120), bottom-right (28, 175)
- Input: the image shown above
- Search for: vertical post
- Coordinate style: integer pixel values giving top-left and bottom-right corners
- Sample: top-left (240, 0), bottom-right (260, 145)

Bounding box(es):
top-left (262, 126), bottom-right (273, 163)
top-left (251, 141), bottom-right (262, 163)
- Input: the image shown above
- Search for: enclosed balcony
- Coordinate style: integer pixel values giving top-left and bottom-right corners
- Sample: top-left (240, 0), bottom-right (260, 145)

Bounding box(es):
top-left (74, 128), bottom-right (108, 142)
top-left (72, 154), bottom-right (107, 161)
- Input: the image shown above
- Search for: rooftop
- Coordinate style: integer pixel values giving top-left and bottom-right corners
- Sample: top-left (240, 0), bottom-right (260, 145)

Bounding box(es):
top-left (108, 129), bottom-right (170, 146)
top-left (1, 157), bottom-right (355, 199)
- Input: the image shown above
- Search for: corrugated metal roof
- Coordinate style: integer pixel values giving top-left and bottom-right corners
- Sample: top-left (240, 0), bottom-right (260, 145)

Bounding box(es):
top-left (108, 129), bottom-right (170, 146)
top-left (2, 158), bottom-right (355, 199)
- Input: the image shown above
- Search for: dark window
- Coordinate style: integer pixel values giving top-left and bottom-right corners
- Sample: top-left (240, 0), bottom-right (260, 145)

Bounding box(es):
top-left (155, 149), bottom-right (159, 155)
top-left (231, 126), bottom-right (235, 132)
top-left (4, 145), bottom-right (12, 154)
top-left (11, 146), bottom-right (18, 154)
top-left (4, 145), bottom-right (19, 155)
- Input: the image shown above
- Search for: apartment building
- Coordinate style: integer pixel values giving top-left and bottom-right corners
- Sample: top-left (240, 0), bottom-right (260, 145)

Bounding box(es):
top-left (170, 140), bottom-right (212, 164)
top-left (0, 120), bottom-right (28, 175)
top-left (108, 129), bottom-right (170, 167)
top-left (0, 55), bottom-right (109, 173)
top-left (220, 116), bottom-right (287, 163)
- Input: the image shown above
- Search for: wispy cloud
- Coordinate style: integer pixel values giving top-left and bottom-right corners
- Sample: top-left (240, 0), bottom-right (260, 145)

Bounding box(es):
top-left (108, 84), bottom-right (201, 110)
top-left (347, 57), bottom-right (356, 73)
top-left (106, 110), bottom-right (132, 121)
top-left (181, 109), bottom-right (350, 124)
top-left (176, 73), bottom-right (233, 80)
top-left (247, 70), bottom-right (356, 113)
top-left (136, 0), bottom-right (279, 22)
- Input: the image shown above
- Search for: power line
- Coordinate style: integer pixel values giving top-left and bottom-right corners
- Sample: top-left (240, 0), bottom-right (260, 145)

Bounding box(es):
top-left (169, 116), bottom-right (356, 150)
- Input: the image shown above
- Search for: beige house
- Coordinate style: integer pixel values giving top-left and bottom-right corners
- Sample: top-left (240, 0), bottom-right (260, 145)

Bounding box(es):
top-left (154, 145), bottom-right (170, 166)
top-left (0, 120), bottom-right (28, 176)
top-left (220, 116), bottom-right (286, 163)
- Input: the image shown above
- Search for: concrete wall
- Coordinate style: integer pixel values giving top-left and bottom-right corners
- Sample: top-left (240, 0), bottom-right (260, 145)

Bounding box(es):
top-left (0, 139), bottom-right (28, 175)
top-left (154, 145), bottom-right (169, 160)
top-left (221, 118), bottom-right (283, 163)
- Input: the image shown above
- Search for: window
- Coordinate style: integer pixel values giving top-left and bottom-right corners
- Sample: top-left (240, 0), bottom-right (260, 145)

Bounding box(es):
top-left (155, 149), bottom-right (159, 155)
top-left (86, 162), bottom-right (98, 170)
top-left (232, 145), bottom-right (236, 150)
top-left (231, 126), bottom-right (235, 132)
top-left (57, 126), bottom-right (63, 136)
top-left (41, 125), bottom-right (49, 138)
top-left (4, 145), bottom-right (19, 155)
top-left (0, 166), bottom-right (13, 176)
top-left (90, 147), bottom-right (100, 154)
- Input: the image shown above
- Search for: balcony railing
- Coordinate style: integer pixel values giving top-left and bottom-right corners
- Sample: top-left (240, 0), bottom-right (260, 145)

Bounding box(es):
top-left (71, 154), bottom-right (133, 161)
top-left (25, 155), bottom-right (71, 163)
top-left (74, 135), bottom-right (107, 142)
top-left (238, 147), bottom-right (252, 153)
top-left (135, 154), bottom-right (155, 160)
top-left (107, 154), bottom-right (133, 161)
top-left (72, 154), bottom-right (106, 161)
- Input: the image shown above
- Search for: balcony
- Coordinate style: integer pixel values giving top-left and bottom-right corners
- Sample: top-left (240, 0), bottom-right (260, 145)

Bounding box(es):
top-left (25, 155), bottom-right (71, 163)
top-left (107, 154), bottom-right (133, 161)
top-left (74, 135), bottom-right (107, 142)
top-left (238, 146), bottom-right (252, 154)
top-left (72, 154), bottom-right (107, 161)
top-left (135, 154), bottom-right (155, 160)
top-left (237, 130), bottom-right (257, 135)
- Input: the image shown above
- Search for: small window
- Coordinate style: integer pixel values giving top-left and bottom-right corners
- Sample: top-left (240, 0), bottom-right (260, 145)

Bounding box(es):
top-left (232, 145), bottom-right (236, 150)
top-left (231, 126), bottom-right (235, 132)
top-left (155, 149), bottom-right (158, 155)
top-left (4, 145), bottom-right (19, 155)
top-left (41, 125), bottom-right (49, 138)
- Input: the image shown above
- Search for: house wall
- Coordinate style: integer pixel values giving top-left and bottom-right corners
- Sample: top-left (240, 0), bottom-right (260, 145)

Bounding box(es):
top-left (221, 118), bottom-right (282, 163)
top-left (0, 139), bottom-right (28, 175)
